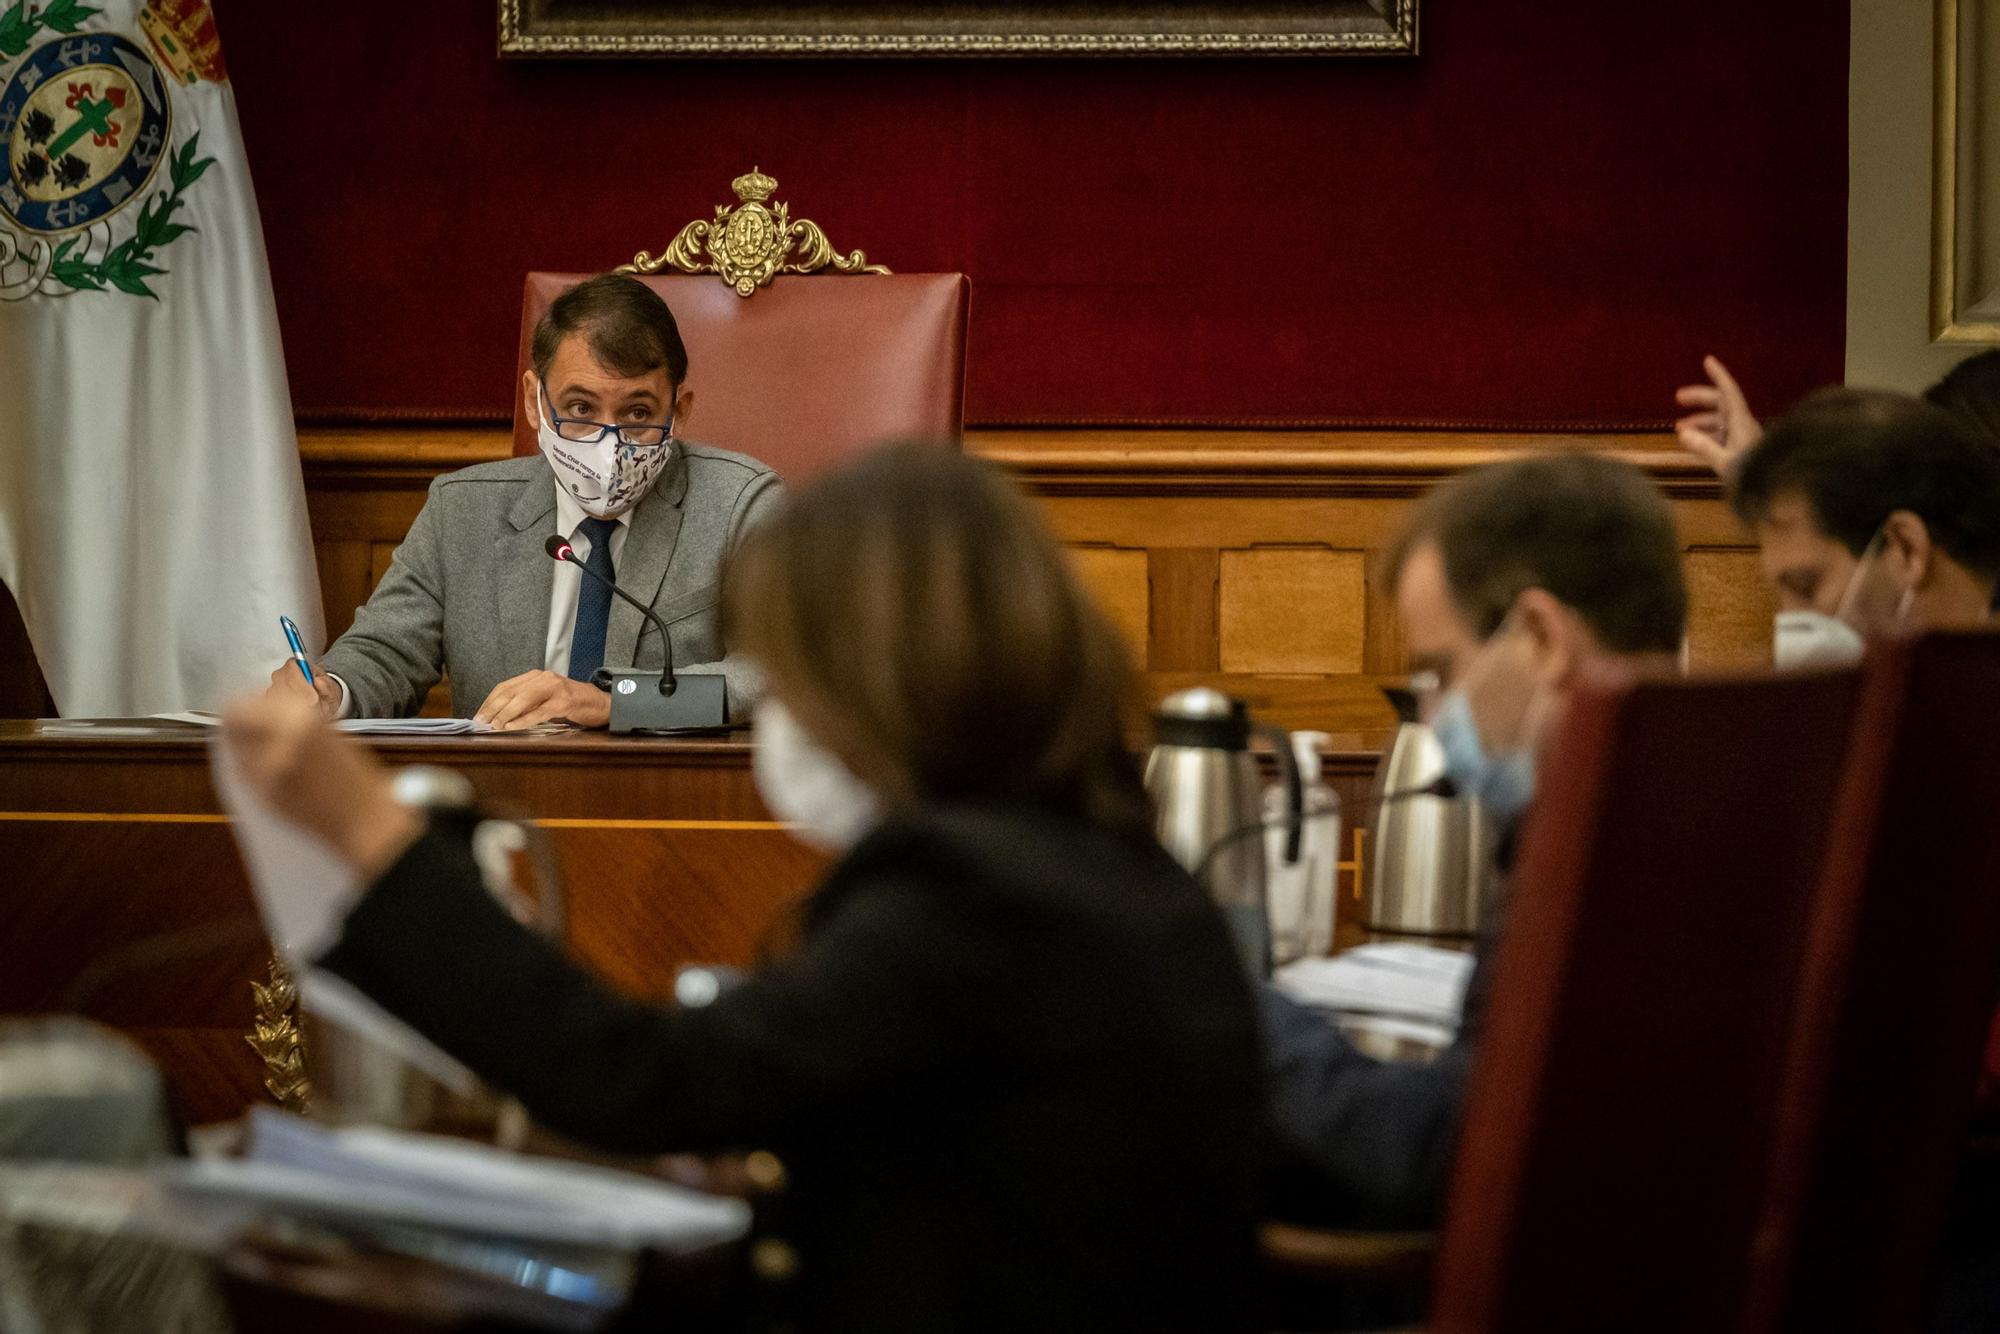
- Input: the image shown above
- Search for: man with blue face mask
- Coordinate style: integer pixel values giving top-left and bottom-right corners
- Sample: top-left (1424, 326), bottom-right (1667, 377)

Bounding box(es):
top-left (1262, 454), bottom-right (1687, 1242)
top-left (268, 274), bottom-right (781, 726)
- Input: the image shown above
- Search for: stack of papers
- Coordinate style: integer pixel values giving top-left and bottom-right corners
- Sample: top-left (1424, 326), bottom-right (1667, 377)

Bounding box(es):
top-left (334, 717), bottom-right (494, 736)
top-left (160, 1109), bottom-right (750, 1310)
top-left (201, 1109), bottom-right (751, 1253)
top-left (39, 715), bottom-right (498, 737)
top-left (1273, 942), bottom-right (1476, 1030)
top-left (36, 715), bottom-right (215, 736)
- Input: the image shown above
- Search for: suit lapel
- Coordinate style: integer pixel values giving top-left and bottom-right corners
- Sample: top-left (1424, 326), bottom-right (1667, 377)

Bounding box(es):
top-left (606, 451), bottom-right (690, 667)
top-left (498, 468), bottom-right (559, 678)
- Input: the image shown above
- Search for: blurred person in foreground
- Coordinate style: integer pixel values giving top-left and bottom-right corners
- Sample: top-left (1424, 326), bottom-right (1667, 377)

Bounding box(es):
top-left (223, 444), bottom-right (1263, 1334)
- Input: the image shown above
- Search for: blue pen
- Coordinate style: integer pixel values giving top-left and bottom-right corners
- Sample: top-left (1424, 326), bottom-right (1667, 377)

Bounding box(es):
top-left (279, 615), bottom-right (316, 686)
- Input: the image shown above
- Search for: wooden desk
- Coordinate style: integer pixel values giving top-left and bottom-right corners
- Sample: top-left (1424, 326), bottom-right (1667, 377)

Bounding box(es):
top-left (0, 723), bottom-right (826, 1126)
top-left (0, 721), bottom-right (1385, 1127)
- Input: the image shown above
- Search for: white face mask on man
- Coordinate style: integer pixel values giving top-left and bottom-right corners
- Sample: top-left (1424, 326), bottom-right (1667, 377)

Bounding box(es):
top-left (1769, 526), bottom-right (1911, 670)
top-left (535, 383), bottom-right (675, 519)
top-left (1771, 610), bottom-right (1866, 669)
top-left (752, 697), bottom-right (881, 854)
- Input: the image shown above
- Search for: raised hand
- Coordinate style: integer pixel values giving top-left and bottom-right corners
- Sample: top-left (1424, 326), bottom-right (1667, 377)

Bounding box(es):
top-left (1674, 355), bottom-right (1762, 478)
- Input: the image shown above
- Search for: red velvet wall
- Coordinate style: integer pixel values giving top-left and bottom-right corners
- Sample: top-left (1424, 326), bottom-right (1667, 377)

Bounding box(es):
top-left (218, 2), bottom-right (1847, 430)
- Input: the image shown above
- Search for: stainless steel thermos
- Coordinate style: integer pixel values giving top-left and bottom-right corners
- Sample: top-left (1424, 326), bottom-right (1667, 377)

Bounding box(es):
top-left (1367, 719), bottom-right (1491, 941)
top-left (1144, 687), bottom-right (1301, 975)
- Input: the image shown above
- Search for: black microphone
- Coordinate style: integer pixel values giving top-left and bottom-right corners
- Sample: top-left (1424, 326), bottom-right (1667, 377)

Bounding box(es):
top-left (1192, 775), bottom-right (1463, 885)
top-left (545, 533), bottom-right (677, 696)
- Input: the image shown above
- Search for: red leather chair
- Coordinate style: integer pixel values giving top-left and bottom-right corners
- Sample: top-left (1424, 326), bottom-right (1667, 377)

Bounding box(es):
top-left (1427, 665), bottom-right (1863, 1334)
top-left (1748, 629), bottom-right (2000, 1334)
top-left (511, 174), bottom-right (968, 483)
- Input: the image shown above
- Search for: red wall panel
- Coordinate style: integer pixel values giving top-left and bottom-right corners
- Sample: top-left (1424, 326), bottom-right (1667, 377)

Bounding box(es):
top-left (218, 1), bottom-right (1847, 429)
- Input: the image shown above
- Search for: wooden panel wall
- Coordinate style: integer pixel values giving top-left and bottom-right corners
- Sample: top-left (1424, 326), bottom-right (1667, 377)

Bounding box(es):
top-left (294, 428), bottom-right (1774, 737)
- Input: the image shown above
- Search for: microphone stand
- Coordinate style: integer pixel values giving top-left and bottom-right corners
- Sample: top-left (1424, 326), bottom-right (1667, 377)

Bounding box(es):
top-left (543, 534), bottom-right (729, 732)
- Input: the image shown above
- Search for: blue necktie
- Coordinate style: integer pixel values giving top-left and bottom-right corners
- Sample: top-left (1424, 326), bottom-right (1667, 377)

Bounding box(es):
top-left (566, 516), bottom-right (619, 682)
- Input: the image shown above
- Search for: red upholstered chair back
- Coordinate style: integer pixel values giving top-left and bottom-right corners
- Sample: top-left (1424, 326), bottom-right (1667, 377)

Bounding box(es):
top-left (1428, 666), bottom-right (1863, 1334)
top-left (1750, 629), bottom-right (2000, 1334)
top-left (513, 272), bottom-right (970, 483)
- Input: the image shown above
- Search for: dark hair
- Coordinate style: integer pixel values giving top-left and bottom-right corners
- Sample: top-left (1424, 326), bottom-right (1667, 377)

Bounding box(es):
top-left (1386, 453), bottom-right (1688, 654)
top-left (723, 443), bottom-right (1151, 835)
top-left (1731, 387), bottom-right (2000, 583)
top-left (1924, 349), bottom-right (2000, 449)
top-left (530, 274), bottom-right (688, 387)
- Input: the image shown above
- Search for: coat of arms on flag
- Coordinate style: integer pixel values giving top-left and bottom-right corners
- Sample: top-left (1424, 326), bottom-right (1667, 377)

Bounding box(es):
top-left (0, 0), bottom-right (322, 717)
top-left (0, 0), bottom-right (221, 299)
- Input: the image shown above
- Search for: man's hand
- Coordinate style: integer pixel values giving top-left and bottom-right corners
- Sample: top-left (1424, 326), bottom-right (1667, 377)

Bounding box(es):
top-left (1674, 355), bottom-right (1763, 478)
top-left (474, 670), bottom-right (610, 731)
top-left (267, 662), bottom-right (343, 720)
top-left (221, 690), bottom-right (421, 878)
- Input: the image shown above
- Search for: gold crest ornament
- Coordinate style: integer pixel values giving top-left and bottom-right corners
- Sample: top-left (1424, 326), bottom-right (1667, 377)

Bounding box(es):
top-left (138, 0), bottom-right (228, 87)
top-left (621, 168), bottom-right (888, 297)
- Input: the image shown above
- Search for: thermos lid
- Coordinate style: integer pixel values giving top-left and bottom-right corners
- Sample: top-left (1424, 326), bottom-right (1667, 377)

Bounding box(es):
top-left (1153, 686), bottom-right (1250, 749)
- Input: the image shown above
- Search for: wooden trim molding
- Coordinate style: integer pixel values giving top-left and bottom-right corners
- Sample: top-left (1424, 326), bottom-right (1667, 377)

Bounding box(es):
top-left (300, 426), bottom-right (1715, 499)
top-left (974, 429), bottom-right (1711, 498)
top-left (298, 428), bottom-right (517, 487)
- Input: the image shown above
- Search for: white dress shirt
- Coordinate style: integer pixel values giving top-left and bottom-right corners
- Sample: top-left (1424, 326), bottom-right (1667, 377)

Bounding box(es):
top-left (330, 483), bottom-right (630, 716)
top-left (543, 486), bottom-right (632, 679)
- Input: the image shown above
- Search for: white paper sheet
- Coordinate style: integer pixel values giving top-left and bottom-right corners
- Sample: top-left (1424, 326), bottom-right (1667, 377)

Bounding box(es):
top-left (184, 1112), bottom-right (752, 1256)
top-left (1273, 943), bottom-right (1476, 1028)
top-left (209, 735), bottom-right (478, 1094)
top-left (335, 718), bottom-right (495, 736)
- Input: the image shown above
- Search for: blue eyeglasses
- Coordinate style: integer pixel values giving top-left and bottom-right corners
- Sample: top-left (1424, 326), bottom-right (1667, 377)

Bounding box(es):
top-left (540, 384), bottom-right (675, 449)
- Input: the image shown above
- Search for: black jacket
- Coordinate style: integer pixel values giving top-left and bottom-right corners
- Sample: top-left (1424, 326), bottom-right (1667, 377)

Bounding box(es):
top-left (319, 805), bottom-right (1263, 1333)
top-left (1258, 960), bottom-right (1484, 1229)
top-left (1258, 832), bottom-right (1512, 1231)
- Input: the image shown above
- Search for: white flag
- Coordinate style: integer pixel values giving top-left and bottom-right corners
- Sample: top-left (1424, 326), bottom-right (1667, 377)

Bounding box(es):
top-left (0, 0), bottom-right (321, 715)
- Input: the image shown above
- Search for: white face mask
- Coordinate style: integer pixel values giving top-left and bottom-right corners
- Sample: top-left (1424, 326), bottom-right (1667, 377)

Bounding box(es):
top-left (535, 384), bottom-right (674, 519)
top-left (753, 697), bottom-right (880, 853)
top-left (1772, 609), bottom-right (1866, 669)
top-left (1770, 526), bottom-right (1909, 670)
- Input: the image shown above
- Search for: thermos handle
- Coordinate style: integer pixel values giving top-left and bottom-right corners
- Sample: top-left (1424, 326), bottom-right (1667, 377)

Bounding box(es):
top-left (1257, 723), bottom-right (1304, 865)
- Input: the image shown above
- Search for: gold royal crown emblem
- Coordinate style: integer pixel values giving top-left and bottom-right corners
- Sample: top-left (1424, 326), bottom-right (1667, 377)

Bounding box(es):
top-left (138, 0), bottom-right (228, 86)
top-left (620, 167), bottom-right (888, 298)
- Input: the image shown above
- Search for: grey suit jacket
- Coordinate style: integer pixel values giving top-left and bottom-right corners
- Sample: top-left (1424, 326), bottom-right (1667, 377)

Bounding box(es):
top-left (320, 445), bottom-right (781, 720)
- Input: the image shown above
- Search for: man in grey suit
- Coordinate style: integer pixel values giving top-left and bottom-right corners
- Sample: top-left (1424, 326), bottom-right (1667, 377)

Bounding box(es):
top-left (271, 274), bottom-right (779, 728)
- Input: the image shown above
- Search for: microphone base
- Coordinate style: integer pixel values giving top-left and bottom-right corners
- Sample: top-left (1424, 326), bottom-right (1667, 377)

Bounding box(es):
top-left (604, 672), bottom-right (729, 734)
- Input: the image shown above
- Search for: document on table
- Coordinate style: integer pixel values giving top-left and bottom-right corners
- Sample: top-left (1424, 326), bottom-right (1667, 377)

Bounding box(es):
top-left (45, 715), bottom-right (497, 736)
top-left (171, 1107), bottom-right (753, 1252)
top-left (37, 714), bottom-right (217, 736)
top-left (334, 717), bottom-right (495, 736)
top-left (155, 1109), bottom-right (751, 1315)
top-left (1273, 943), bottom-right (1476, 1028)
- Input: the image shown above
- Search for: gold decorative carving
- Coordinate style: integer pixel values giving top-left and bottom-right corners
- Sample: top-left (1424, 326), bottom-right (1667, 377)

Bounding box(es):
top-left (245, 955), bottom-right (310, 1112)
top-left (620, 168), bottom-right (888, 297)
top-left (499, 0), bottom-right (1417, 58)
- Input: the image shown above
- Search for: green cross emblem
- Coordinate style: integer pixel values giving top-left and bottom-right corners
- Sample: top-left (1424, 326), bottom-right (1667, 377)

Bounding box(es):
top-left (45, 92), bottom-right (115, 159)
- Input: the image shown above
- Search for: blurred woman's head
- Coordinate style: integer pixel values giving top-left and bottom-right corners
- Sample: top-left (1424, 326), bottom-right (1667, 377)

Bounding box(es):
top-left (723, 443), bottom-right (1149, 844)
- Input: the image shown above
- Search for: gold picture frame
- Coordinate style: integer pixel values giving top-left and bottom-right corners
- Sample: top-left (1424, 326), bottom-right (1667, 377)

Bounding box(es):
top-left (498, 0), bottom-right (1416, 58)
top-left (1932, 0), bottom-right (2000, 342)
